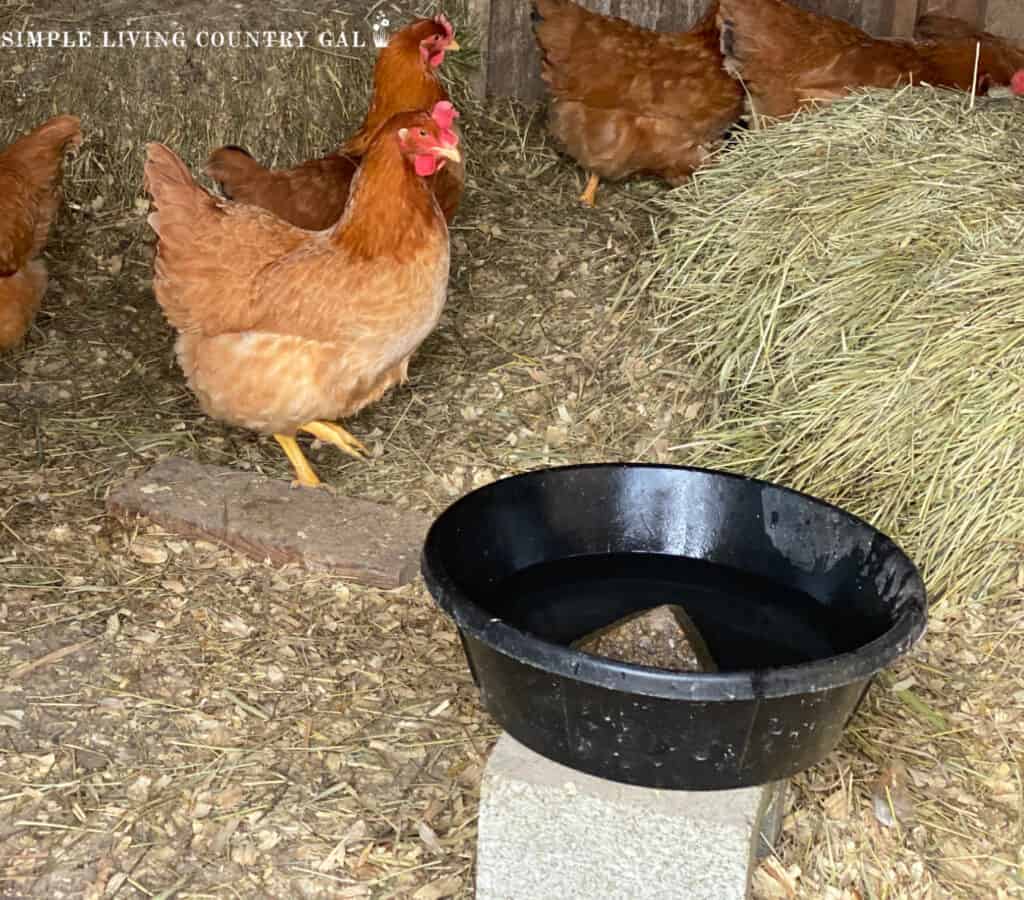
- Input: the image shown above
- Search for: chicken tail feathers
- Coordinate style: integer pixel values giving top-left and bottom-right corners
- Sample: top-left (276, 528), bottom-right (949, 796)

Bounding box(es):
top-left (144, 142), bottom-right (205, 224)
top-left (532, 0), bottom-right (574, 31)
top-left (0, 114), bottom-right (82, 187)
top-left (0, 115), bottom-right (82, 275)
top-left (145, 143), bottom-right (224, 332)
top-left (531, 0), bottom-right (585, 90)
top-left (29, 115), bottom-right (83, 156)
top-left (206, 145), bottom-right (264, 201)
top-left (532, 0), bottom-right (570, 15)
top-left (220, 144), bottom-right (254, 159)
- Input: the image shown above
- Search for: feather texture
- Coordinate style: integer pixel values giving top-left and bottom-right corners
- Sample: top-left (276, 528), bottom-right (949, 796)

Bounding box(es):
top-left (532, 0), bottom-right (744, 187)
top-left (0, 114), bottom-right (81, 349)
top-left (146, 111), bottom-right (453, 437)
top-left (205, 17), bottom-right (463, 230)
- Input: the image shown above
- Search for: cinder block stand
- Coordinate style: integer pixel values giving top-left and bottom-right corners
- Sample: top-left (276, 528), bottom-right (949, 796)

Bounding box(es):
top-left (476, 734), bottom-right (787, 900)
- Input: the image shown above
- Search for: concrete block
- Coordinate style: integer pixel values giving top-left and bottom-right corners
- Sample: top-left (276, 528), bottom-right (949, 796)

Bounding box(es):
top-left (476, 734), bottom-right (787, 900)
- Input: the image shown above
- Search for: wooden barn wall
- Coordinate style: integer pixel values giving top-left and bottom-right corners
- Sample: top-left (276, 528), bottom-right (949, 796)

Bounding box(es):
top-left (791, 0), bottom-right (916, 36)
top-left (475, 0), bottom-right (1024, 101)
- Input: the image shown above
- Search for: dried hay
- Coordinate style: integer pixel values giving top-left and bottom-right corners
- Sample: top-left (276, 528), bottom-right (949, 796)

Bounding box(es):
top-left (649, 87), bottom-right (1024, 606)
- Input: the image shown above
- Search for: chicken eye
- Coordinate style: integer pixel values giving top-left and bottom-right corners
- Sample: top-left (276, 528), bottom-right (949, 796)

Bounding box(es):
top-left (418, 129), bottom-right (428, 137)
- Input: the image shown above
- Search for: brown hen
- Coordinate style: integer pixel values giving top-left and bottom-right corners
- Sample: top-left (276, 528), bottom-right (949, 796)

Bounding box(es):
top-left (717, 0), bottom-right (994, 121)
top-left (206, 15), bottom-right (463, 230)
top-left (531, 0), bottom-right (744, 208)
top-left (146, 105), bottom-right (460, 487)
top-left (0, 115), bottom-right (81, 350)
top-left (914, 13), bottom-right (1024, 91)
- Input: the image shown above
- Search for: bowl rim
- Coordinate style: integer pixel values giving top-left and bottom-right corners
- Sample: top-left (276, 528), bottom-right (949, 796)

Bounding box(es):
top-left (421, 462), bottom-right (928, 702)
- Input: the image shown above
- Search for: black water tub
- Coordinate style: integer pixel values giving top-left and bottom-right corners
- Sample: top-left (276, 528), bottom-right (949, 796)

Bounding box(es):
top-left (421, 464), bottom-right (926, 790)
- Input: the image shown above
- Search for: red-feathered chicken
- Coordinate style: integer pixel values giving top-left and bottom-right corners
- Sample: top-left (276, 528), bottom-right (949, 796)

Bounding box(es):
top-left (532, 0), bottom-right (744, 207)
top-left (716, 0), bottom-right (994, 121)
top-left (206, 15), bottom-right (463, 230)
top-left (146, 104), bottom-right (461, 487)
top-left (914, 13), bottom-right (1024, 91)
top-left (0, 115), bottom-right (81, 350)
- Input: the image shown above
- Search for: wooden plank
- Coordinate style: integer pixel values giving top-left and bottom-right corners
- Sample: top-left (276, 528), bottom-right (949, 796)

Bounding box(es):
top-left (790, 0), bottom-right (862, 27)
top-left (788, 0), bottom-right (874, 32)
top-left (656, 0), bottom-right (711, 31)
top-left (106, 457), bottom-right (433, 589)
top-left (890, 0), bottom-right (922, 38)
top-left (921, 0), bottom-right (987, 29)
top-left (466, 0), bottom-right (492, 98)
top-left (606, 0), bottom-right (701, 30)
top-left (611, 0), bottom-right (656, 29)
top-left (984, 0), bottom-right (1024, 38)
top-left (486, 0), bottom-right (543, 100)
top-left (857, 0), bottom-right (887, 34)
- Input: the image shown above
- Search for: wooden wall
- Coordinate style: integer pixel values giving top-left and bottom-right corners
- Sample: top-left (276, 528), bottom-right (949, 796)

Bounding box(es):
top-left (471, 0), bottom-right (1024, 100)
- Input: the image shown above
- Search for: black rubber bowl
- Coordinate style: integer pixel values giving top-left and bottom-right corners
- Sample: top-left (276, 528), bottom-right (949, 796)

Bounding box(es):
top-left (421, 464), bottom-right (926, 790)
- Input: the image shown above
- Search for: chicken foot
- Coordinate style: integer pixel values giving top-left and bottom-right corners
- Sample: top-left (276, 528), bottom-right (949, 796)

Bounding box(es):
top-left (579, 173), bottom-right (600, 208)
top-left (273, 420), bottom-right (367, 488)
top-left (300, 420), bottom-right (368, 460)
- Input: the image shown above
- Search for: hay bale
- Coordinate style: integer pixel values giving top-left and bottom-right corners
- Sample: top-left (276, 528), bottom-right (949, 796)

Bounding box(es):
top-left (650, 88), bottom-right (1024, 603)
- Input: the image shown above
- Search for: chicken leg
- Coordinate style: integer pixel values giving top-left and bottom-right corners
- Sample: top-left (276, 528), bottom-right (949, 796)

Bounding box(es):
top-left (275, 434), bottom-right (322, 488)
top-left (579, 173), bottom-right (600, 207)
top-left (273, 421), bottom-right (366, 489)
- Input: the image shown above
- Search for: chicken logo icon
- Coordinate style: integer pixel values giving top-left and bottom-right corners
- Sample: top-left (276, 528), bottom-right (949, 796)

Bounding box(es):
top-left (372, 13), bottom-right (390, 48)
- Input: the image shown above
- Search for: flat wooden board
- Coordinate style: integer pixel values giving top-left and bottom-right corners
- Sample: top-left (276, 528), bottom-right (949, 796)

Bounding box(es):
top-left (106, 457), bottom-right (433, 589)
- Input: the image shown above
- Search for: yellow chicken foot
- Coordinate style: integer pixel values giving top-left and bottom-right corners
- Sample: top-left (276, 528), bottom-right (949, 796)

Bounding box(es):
top-left (299, 420), bottom-right (368, 460)
top-left (274, 434), bottom-right (322, 487)
top-left (579, 173), bottom-right (600, 208)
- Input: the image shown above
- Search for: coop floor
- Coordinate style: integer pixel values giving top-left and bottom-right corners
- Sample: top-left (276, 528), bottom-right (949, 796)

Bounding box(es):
top-left (1, 2), bottom-right (1021, 898)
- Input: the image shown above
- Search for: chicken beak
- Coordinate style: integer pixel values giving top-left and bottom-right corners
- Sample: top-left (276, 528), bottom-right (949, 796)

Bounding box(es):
top-left (434, 145), bottom-right (462, 164)
top-left (446, 38), bottom-right (461, 51)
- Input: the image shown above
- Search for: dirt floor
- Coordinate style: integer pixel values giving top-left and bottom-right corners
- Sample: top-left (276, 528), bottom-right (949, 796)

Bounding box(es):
top-left (1, 1), bottom-right (1022, 899)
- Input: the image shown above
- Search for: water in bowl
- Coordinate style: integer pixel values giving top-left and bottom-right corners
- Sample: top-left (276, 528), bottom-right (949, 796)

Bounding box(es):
top-left (488, 553), bottom-right (890, 671)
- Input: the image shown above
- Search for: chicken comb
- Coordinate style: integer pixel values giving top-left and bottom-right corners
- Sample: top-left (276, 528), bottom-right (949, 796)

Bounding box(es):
top-left (433, 13), bottom-right (454, 42)
top-left (431, 101), bottom-right (460, 147)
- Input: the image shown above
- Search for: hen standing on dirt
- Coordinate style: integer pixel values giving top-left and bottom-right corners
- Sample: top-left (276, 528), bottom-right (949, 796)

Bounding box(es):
top-left (145, 105), bottom-right (461, 487)
top-left (0, 115), bottom-right (82, 350)
top-left (531, 0), bottom-right (743, 207)
top-left (206, 15), bottom-right (464, 230)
